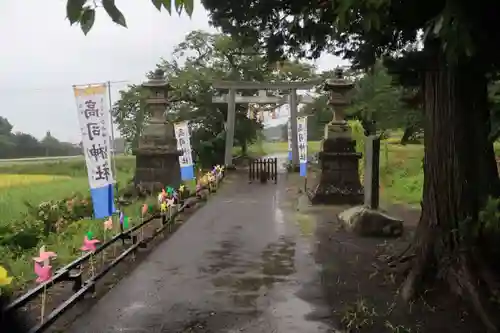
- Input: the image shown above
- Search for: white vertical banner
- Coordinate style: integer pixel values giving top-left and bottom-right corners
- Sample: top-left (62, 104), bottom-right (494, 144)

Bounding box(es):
top-left (297, 116), bottom-right (308, 177)
top-left (174, 121), bottom-right (195, 180)
top-left (74, 84), bottom-right (115, 219)
top-left (287, 120), bottom-right (292, 161)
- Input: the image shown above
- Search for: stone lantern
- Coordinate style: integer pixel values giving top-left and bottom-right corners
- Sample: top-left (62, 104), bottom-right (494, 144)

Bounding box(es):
top-left (309, 68), bottom-right (363, 205)
top-left (133, 69), bottom-right (181, 191)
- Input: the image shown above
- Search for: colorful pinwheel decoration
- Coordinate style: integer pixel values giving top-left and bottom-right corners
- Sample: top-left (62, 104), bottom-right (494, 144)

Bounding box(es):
top-left (33, 245), bottom-right (57, 264)
top-left (160, 202), bottom-right (167, 213)
top-left (0, 265), bottom-right (13, 289)
top-left (166, 186), bottom-right (175, 201)
top-left (81, 232), bottom-right (100, 278)
top-left (34, 262), bottom-right (52, 284)
top-left (178, 184), bottom-right (186, 201)
top-left (33, 245), bottom-right (57, 323)
top-left (172, 190), bottom-right (179, 205)
top-left (81, 232), bottom-right (100, 252)
top-left (33, 245), bottom-right (56, 284)
top-left (140, 203), bottom-right (151, 241)
top-left (103, 217), bottom-right (113, 231)
top-left (166, 197), bottom-right (175, 208)
top-left (120, 211), bottom-right (129, 229)
top-left (102, 217), bottom-right (114, 261)
top-left (141, 203), bottom-right (149, 216)
top-left (158, 192), bottom-right (164, 205)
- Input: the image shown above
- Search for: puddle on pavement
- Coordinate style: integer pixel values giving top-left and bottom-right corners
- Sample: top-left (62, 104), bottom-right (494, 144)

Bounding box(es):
top-left (294, 212), bottom-right (317, 237)
top-left (201, 239), bottom-right (241, 274)
top-left (260, 237), bottom-right (296, 277)
top-left (209, 236), bottom-right (296, 309)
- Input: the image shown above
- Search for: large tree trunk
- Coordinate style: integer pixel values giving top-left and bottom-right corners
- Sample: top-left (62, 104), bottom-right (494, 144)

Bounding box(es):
top-left (399, 50), bottom-right (500, 331)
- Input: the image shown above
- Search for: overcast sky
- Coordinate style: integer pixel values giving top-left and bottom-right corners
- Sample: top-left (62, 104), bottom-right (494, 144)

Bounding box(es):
top-left (0, 0), bottom-right (346, 143)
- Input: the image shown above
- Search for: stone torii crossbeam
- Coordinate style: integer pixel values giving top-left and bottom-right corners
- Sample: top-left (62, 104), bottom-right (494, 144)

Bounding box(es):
top-left (212, 80), bottom-right (320, 168)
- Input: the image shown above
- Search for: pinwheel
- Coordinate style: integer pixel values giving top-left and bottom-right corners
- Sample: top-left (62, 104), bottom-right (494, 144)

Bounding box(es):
top-left (103, 217), bottom-right (113, 231)
top-left (0, 265), bottom-right (12, 288)
top-left (33, 245), bottom-right (57, 264)
top-left (160, 202), bottom-right (167, 213)
top-left (164, 197), bottom-right (175, 220)
top-left (166, 186), bottom-right (174, 196)
top-left (33, 247), bottom-right (56, 324)
top-left (119, 211), bottom-right (129, 229)
top-left (102, 217), bottom-right (113, 261)
top-left (166, 197), bottom-right (175, 208)
top-left (141, 203), bottom-right (148, 216)
top-left (140, 204), bottom-right (149, 241)
top-left (35, 261), bottom-right (52, 323)
top-left (81, 234), bottom-right (100, 252)
top-left (34, 262), bottom-right (52, 284)
top-left (81, 233), bottom-right (100, 278)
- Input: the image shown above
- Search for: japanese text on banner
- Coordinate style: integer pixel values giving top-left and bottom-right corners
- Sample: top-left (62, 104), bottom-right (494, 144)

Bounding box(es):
top-left (174, 122), bottom-right (193, 166)
top-left (74, 85), bottom-right (114, 188)
top-left (287, 120), bottom-right (292, 151)
top-left (297, 117), bottom-right (308, 163)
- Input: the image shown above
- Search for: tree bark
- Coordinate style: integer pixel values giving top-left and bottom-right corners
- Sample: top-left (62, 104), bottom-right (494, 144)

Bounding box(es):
top-left (400, 50), bottom-right (500, 331)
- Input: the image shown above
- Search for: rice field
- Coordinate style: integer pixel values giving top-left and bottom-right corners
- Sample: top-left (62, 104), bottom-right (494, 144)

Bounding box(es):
top-left (0, 174), bottom-right (72, 188)
top-left (0, 156), bottom-right (142, 289)
top-left (0, 156), bottom-right (135, 223)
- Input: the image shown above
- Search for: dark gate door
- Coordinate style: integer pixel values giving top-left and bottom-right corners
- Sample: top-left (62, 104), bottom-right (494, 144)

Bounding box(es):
top-left (249, 158), bottom-right (278, 184)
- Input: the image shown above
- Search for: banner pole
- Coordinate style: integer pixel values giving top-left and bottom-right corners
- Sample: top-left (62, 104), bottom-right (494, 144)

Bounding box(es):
top-left (107, 81), bottom-right (118, 185)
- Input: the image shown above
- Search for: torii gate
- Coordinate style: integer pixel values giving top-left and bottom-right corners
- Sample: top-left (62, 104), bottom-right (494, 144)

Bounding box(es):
top-left (212, 80), bottom-right (320, 168)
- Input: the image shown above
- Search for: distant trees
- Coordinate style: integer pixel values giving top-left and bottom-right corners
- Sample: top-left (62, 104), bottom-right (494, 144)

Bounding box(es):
top-left (112, 30), bottom-right (315, 167)
top-left (0, 117), bottom-right (81, 159)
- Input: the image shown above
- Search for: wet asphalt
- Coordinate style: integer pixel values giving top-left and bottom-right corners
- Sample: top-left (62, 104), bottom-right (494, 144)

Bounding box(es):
top-left (68, 156), bottom-right (338, 333)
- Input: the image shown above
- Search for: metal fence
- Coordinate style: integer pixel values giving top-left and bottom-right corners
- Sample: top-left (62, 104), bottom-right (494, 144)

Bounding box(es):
top-left (248, 157), bottom-right (278, 184)
top-left (2, 174), bottom-right (225, 333)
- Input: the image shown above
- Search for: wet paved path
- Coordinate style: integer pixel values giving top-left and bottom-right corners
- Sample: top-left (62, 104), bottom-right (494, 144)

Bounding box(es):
top-left (68, 160), bottom-right (336, 333)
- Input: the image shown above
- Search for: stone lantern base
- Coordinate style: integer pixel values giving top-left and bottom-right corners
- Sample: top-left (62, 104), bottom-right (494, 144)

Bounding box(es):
top-left (309, 122), bottom-right (363, 205)
top-left (132, 147), bottom-right (181, 193)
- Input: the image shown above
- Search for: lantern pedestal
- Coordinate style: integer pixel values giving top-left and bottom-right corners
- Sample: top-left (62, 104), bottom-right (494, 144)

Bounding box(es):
top-left (309, 133), bottom-right (364, 205)
top-left (133, 70), bottom-right (181, 192)
top-left (308, 69), bottom-right (363, 205)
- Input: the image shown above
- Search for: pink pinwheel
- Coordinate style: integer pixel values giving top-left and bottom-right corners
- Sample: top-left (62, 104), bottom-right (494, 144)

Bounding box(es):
top-left (33, 246), bottom-right (57, 264)
top-left (34, 262), bottom-right (52, 283)
top-left (166, 198), bottom-right (175, 208)
top-left (80, 236), bottom-right (100, 252)
top-left (141, 203), bottom-right (148, 216)
top-left (103, 217), bottom-right (113, 231)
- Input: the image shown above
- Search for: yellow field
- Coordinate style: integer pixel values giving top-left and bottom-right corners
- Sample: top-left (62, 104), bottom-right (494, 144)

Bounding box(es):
top-left (0, 174), bottom-right (72, 188)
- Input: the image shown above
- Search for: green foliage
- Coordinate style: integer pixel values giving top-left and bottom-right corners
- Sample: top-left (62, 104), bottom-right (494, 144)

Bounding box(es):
top-left (22, 194), bottom-right (94, 237)
top-left (66, 0), bottom-right (194, 35)
top-left (0, 218), bottom-right (42, 253)
top-left (346, 62), bottom-right (423, 138)
top-left (489, 81), bottom-right (500, 142)
top-left (112, 31), bottom-right (315, 168)
top-left (111, 86), bottom-right (148, 150)
top-left (348, 120), bottom-right (365, 181)
top-left (478, 197), bottom-right (500, 234)
top-left (202, 0), bottom-right (500, 71)
top-left (0, 117), bottom-right (82, 159)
